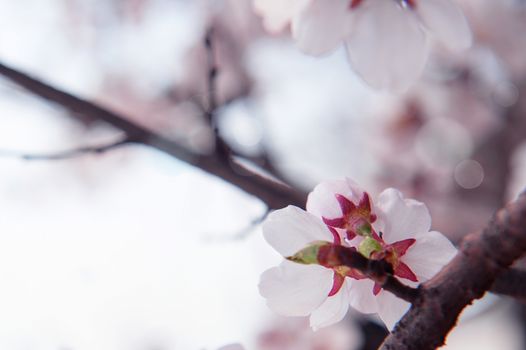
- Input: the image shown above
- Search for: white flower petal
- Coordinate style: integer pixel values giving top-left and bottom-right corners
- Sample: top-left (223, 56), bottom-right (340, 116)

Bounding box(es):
top-left (401, 230), bottom-right (457, 281)
top-left (309, 281), bottom-right (351, 330)
top-left (416, 0), bottom-right (472, 50)
top-left (263, 206), bottom-right (333, 257)
top-left (292, 0), bottom-right (352, 55)
top-left (306, 178), bottom-right (364, 219)
top-left (254, 0), bottom-right (310, 33)
top-left (376, 290), bottom-right (411, 330)
top-left (374, 188), bottom-right (431, 243)
top-left (259, 260), bottom-right (333, 316)
top-left (348, 279), bottom-right (379, 315)
top-left (345, 0), bottom-right (429, 91)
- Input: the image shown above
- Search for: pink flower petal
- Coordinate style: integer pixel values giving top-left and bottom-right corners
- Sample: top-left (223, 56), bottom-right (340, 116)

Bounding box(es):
top-left (309, 281), bottom-right (351, 330)
top-left (259, 260), bottom-right (333, 317)
top-left (401, 230), bottom-right (457, 281)
top-left (374, 188), bottom-right (431, 243)
top-left (263, 206), bottom-right (332, 257)
top-left (291, 0), bottom-right (352, 55)
top-left (345, 0), bottom-right (429, 91)
top-left (416, 0), bottom-right (472, 50)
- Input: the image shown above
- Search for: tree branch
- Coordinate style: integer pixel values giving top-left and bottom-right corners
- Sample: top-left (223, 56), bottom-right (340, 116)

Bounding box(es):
top-left (0, 60), bottom-right (307, 210)
top-left (0, 137), bottom-right (131, 160)
top-left (381, 191), bottom-right (526, 350)
top-left (201, 30), bottom-right (287, 183)
top-left (491, 268), bottom-right (526, 300)
top-left (327, 245), bottom-right (420, 304)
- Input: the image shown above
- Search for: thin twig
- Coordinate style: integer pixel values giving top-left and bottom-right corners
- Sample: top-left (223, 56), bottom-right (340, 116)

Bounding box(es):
top-left (0, 137), bottom-right (131, 161)
top-left (204, 27), bottom-right (219, 127)
top-left (201, 29), bottom-right (286, 181)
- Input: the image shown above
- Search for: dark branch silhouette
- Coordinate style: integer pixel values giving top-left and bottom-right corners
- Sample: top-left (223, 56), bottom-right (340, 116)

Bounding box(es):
top-left (382, 191), bottom-right (526, 350)
top-left (0, 60), bottom-right (307, 210)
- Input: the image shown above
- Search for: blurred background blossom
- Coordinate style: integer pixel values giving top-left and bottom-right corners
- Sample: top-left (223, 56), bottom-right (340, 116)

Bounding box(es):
top-left (0, 0), bottom-right (525, 349)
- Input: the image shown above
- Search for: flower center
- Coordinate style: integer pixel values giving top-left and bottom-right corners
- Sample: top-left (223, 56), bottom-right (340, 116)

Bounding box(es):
top-left (357, 235), bottom-right (419, 294)
top-left (322, 192), bottom-right (377, 240)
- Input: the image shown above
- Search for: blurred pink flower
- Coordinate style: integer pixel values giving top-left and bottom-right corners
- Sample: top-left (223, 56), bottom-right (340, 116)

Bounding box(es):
top-left (253, 0), bottom-right (472, 90)
top-left (259, 178), bottom-right (457, 330)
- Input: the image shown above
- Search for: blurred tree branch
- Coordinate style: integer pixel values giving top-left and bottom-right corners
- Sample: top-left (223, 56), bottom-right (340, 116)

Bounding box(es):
top-left (0, 60), bottom-right (307, 209)
top-left (0, 137), bottom-right (130, 160)
top-left (201, 28), bottom-right (288, 183)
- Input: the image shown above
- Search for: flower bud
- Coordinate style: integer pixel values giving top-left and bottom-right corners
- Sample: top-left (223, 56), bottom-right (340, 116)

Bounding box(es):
top-left (358, 237), bottom-right (382, 258)
top-left (286, 241), bottom-right (332, 265)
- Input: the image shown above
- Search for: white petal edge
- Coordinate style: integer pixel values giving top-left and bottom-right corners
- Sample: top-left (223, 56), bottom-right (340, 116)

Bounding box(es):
top-left (345, 0), bottom-right (430, 91)
top-left (263, 206), bottom-right (333, 257)
top-left (416, 0), bottom-right (472, 50)
top-left (374, 188), bottom-right (431, 244)
top-left (309, 280), bottom-right (351, 330)
top-left (401, 230), bottom-right (457, 282)
top-left (306, 178), bottom-right (365, 219)
top-left (376, 289), bottom-right (411, 330)
top-left (259, 260), bottom-right (333, 316)
top-left (292, 0), bottom-right (352, 55)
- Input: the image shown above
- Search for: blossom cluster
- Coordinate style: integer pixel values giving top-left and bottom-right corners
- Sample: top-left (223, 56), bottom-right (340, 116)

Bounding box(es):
top-left (253, 0), bottom-right (472, 91)
top-left (259, 178), bottom-right (457, 330)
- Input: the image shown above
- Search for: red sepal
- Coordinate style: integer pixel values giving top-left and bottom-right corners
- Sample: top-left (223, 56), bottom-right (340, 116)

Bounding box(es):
top-left (395, 262), bottom-right (418, 282)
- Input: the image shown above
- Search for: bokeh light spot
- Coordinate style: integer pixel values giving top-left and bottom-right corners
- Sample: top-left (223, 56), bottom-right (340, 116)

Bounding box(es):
top-left (454, 159), bottom-right (484, 189)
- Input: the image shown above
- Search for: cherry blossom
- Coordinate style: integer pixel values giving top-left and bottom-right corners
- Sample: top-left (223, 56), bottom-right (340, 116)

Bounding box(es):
top-left (259, 178), bottom-right (457, 330)
top-left (258, 205), bottom-right (355, 330)
top-left (253, 0), bottom-right (472, 90)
